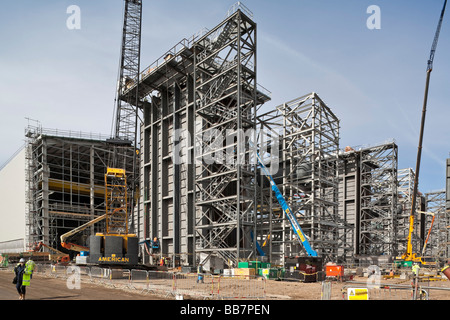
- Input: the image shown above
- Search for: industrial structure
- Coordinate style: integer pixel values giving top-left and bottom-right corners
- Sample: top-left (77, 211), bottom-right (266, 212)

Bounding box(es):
top-left (338, 141), bottom-right (399, 260)
top-left (135, 4), bottom-right (269, 268)
top-left (24, 126), bottom-right (135, 255)
top-left (0, 2), bottom-right (449, 273)
top-left (257, 93), bottom-right (341, 265)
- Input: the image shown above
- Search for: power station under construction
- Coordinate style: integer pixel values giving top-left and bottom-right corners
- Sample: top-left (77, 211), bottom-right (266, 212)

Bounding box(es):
top-left (1, 1), bottom-right (450, 288)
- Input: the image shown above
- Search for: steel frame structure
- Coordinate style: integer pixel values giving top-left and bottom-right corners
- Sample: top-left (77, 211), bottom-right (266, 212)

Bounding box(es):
top-left (424, 190), bottom-right (447, 258)
top-left (257, 93), bottom-right (340, 264)
top-left (337, 147), bottom-right (360, 262)
top-left (136, 5), bottom-right (269, 268)
top-left (193, 8), bottom-right (261, 267)
top-left (24, 126), bottom-right (135, 251)
top-left (359, 142), bottom-right (398, 256)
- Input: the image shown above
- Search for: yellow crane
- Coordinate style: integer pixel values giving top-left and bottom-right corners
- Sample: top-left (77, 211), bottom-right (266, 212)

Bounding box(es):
top-left (399, 0), bottom-right (446, 266)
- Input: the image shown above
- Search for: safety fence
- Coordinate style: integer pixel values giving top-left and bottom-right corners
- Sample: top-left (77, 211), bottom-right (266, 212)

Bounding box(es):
top-left (321, 279), bottom-right (450, 300)
top-left (26, 264), bottom-right (266, 300)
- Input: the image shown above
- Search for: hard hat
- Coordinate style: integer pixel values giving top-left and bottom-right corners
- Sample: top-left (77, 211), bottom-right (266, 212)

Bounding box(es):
top-left (19, 258), bottom-right (25, 263)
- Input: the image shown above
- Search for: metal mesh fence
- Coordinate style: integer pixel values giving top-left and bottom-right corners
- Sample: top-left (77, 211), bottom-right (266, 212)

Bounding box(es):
top-left (28, 264), bottom-right (266, 299)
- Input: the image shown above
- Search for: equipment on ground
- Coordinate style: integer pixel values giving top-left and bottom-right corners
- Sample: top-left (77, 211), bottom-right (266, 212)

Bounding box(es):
top-left (31, 241), bottom-right (70, 264)
top-left (88, 168), bottom-right (139, 266)
top-left (398, 0), bottom-right (446, 266)
top-left (418, 211), bottom-right (436, 257)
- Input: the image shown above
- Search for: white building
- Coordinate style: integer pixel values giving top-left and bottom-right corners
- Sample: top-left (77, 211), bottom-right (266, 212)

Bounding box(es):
top-left (0, 146), bottom-right (26, 252)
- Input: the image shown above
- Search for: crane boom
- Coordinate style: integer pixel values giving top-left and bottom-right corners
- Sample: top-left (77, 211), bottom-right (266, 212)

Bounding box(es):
top-left (403, 0), bottom-right (447, 262)
top-left (114, 0), bottom-right (143, 143)
top-left (60, 214), bottom-right (107, 251)
top-left (256, 153), bottom-right (318, 257)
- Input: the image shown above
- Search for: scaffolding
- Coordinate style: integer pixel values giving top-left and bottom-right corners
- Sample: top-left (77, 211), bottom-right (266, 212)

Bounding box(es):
top-left (24, 126), bottom-right (135, 252)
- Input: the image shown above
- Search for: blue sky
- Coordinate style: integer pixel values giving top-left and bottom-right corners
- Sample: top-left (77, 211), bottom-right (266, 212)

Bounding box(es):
top-left (0, 0), bottom-right (449, 193)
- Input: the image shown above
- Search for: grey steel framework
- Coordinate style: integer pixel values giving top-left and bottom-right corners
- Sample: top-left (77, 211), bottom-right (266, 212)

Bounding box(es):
top-left (135, 5), bottom-right (269, 268)
top-left (257, 93), bottom-right (341, 264)
top-left (337, 141), bottom-right (399, 260)
top-left (24, 126), bottom-right (135, 252)
top-left (338, 147), bottom-right (360, 262)
top-left (424, 190), bottom-right (447, 258)
top-left (193, 8), bottom-right (262, 267)
top-left (122, 3), bottom-right (449, 267)
top-left (359, 142), bottom-right (398, 256)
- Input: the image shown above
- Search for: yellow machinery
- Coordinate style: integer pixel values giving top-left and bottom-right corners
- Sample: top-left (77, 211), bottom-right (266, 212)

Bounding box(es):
top-left (419, 211), bottom-right (436, 257)
top-left (397, 0), bottom-right (446, 267)
top-left (60, 214), bottom-right (107, 252)
top-left (59, 168), bottom-right (138, 266)
top-left (397, 211), bottom-right (437, 267)
top-left (88, 168), bottom-right (138, 266)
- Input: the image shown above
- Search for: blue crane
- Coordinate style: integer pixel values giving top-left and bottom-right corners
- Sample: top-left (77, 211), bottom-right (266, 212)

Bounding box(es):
top-left (256, 153), bottom-right (318, 257)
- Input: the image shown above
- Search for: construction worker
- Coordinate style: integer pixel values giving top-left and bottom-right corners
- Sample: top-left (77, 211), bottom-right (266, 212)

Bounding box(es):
top-left (412, 263), bottom-right (420, 277)
top-left (25, 259), bottom-right (35, 279)
top-left (197, 264), bottom-right (204, 284)
top-left (152, 237), bottom-right (160, 254)
top-left (13, 258), bottom-right (27, 300)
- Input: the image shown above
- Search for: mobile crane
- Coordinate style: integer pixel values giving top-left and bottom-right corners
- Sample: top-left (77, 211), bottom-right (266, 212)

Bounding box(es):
top-left (397, 0), bottom-right (447, 267)
top-left (60, 0), bottom-right (143, 267)
top-left (256, 152), bottom-right (322, 282)
top-left (85, 0), bottom-right (143, 267)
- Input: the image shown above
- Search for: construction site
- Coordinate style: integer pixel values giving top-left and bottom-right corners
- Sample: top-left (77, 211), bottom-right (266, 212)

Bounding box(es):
top-left (1, 1), bottom-right (450, 301)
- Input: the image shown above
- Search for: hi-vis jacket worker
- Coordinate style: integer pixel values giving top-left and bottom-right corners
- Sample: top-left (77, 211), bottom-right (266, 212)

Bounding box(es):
top-left (25, 259), bottom-right (36, 282)
top-left (14, 258), bottom-right (34, 300)
top-left (412, 263), bottom-right (420, 277)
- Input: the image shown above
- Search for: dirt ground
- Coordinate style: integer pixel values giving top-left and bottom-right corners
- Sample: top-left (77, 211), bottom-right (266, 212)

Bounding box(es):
top-left (0, 270), bottom-right (162, 300)
top-left (264, 275), bottom-right (450, 300)
top-left (1, 269), bottom-right (449, 300)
